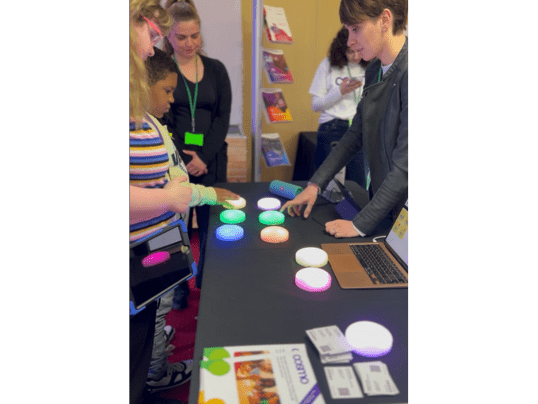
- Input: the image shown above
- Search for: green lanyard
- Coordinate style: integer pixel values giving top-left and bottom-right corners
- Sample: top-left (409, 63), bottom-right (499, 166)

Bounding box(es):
top-left (346, 64), bottom-right (359, 105)
top-left (378, 66), bottom-right (383, 82)
top-left (174, 55), bottom-right (198, 133)
top-left (346, 64), bottom-right (360, 127)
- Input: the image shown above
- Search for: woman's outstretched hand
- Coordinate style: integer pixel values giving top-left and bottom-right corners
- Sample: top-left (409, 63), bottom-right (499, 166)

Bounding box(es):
top-left (280, 184), bottom-right (319, 218)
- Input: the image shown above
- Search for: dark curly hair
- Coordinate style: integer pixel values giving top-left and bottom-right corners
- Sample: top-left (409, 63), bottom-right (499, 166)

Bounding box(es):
top-left (328, 27), bottom-right (369, 69)
top-left (145, 47), bottom-right (180, 86)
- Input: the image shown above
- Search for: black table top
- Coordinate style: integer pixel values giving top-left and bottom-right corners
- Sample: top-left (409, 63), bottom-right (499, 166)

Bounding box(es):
top-left (187, 181), bottom-right (407, 404)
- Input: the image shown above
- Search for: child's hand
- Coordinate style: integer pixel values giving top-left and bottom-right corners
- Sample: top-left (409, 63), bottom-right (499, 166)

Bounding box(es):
top-left (163, 176), bottom-right (193, 213)
top-left (213, 187), bottom-right (240, 209)
top-left (183, 150), bottom-right (208, 177)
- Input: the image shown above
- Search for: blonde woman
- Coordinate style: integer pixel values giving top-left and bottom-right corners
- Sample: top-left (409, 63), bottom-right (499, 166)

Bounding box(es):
top-left (130, 0), bottom-right (193, 230)
top-left (130, 4), bottom-right (179, 403)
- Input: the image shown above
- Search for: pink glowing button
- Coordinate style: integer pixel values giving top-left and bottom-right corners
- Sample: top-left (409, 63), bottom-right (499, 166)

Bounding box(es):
top-left (345, 321), bottom-right (393, 357)
top-left (260, 226), bottom-right (289, 243)
top-left (295, 267), bottom-right (332, 292)
top-left (257, 197), bottom-right (281, 211)
top-left (142, 251), bottom-right (171, 268)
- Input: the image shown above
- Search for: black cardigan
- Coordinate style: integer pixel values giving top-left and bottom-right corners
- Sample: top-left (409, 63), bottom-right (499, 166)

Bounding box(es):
top-left (164, 54), bottom-right (232, 185)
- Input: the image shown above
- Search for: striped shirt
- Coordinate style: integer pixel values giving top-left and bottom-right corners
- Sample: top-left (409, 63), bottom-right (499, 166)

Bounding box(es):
top-left (130, 119), bottom-right (177, 242)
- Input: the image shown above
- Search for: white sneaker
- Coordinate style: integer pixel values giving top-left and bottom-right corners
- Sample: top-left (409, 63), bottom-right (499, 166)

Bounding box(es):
top-left (164, 325), bottom-right (175, 346)
top-left (146, 360), bottom-right (193, 393)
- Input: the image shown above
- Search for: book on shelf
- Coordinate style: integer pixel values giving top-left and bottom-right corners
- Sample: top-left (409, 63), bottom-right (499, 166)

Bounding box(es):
top-left (263, 5), bottom-right (293, 44)
top-left (262, 48), bottom-right (293, 84)
top-left (261, 88), bottom-right (292, 123)
top-left (262, 133), bottom-right (290, 167)
top-left (199, 343), bottom-right (326, 404)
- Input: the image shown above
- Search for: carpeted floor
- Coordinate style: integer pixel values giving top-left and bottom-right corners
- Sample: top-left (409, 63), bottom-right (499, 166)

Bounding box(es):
top-left (154, 230), bottom-right (200, 404)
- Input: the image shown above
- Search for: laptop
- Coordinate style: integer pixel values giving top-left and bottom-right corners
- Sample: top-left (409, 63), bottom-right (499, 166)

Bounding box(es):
top-left (321, 201), bottom-right (408, 289)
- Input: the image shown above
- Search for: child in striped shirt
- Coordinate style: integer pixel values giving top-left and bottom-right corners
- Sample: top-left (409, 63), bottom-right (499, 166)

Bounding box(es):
top-left (135, 46), bottom-right (239, 393)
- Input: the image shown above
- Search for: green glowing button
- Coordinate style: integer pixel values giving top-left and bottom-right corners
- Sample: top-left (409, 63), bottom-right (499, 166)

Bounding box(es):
top-left (219, 209), bottom-right (246, 224)
top-left (259, 210), bottom-right (285, 225)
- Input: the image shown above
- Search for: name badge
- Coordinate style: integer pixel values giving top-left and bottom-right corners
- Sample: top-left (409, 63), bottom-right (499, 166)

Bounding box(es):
top-left (185, 132), bottom-right (204, 146)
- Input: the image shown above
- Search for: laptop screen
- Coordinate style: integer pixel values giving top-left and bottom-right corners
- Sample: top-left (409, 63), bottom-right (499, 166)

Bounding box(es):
top-left (385, 201), bottom-right (408, 267)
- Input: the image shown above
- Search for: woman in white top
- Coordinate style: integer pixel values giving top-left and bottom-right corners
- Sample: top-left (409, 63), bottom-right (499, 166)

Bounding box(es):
top-left (309, 27), bottom-right (369, 189)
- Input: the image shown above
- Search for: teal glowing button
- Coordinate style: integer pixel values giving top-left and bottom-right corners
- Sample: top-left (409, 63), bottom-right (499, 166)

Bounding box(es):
top-left (258, 211), bottom-right (285, 225)
top-left (220, 209), bottom-right (246, 224)
top-left (215, 224), bottom-right (244, 241)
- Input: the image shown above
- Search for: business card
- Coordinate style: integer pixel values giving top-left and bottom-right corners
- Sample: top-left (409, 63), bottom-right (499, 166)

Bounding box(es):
top-left (324, 366), bottom-right (363, 399)
top-left (353, 361), bottom-right (399, 396)
top-left (306, 326), bottom-right (353, 358)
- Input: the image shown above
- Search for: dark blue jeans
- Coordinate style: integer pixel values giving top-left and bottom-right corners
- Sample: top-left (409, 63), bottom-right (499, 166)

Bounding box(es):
top-left (314, 119), bottom-right (368, 189)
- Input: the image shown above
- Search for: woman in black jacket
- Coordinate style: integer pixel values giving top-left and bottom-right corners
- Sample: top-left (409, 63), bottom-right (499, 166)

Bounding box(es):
top-left (282, 0), bottom-right (408, 238)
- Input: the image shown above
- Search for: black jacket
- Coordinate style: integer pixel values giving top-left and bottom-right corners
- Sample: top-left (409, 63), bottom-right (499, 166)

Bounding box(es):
top-left (310, 38), bottom-right (408, 235)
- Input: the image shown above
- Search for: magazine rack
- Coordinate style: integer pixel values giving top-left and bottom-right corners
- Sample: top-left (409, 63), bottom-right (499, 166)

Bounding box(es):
top-left (252, 0), bottom-right (264, 181)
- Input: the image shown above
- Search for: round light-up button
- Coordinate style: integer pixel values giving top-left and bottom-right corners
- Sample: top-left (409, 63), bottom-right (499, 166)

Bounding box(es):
top-left (260, 226), bottom-right (289, 243)
top-left (295, 247), bottom-right (328, 267)
top-left (142, 251), bottom-right (171, 268)
top-left (295, 267), bottom-right (332, 292)
top-left (257, 197), bottom-right (281, 211)
top-left (219, 209), bottom-right (246, 224)
top-left (215, 225), bottom-right (244, 241)
top-left (258, 210), bottom-right (285, 225)
top-left (227, 197), bottom-right (246, 210)
top-left (345, 321), bottom-right (393, 357)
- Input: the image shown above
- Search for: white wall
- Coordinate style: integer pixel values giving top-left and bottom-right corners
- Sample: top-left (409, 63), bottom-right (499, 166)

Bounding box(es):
top-left (160, 0), bottom-right (243, 127)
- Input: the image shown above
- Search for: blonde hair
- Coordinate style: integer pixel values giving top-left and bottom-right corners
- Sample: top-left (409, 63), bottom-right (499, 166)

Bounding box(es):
top-left (129, 0), bottom-right (172, 124)
top-left (162, 0), bottom-right (205, 56)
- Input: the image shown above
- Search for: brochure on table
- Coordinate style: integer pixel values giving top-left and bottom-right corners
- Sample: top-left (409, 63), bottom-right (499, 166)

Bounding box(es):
top-left (199, 343), bottom-right (325, 404)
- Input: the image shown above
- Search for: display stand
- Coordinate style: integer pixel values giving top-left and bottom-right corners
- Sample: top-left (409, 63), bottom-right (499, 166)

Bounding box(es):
top-left (251, 0), bottom-right (264, 181)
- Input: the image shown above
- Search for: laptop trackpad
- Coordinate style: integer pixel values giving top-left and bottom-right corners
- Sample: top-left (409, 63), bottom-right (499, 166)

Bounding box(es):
top-left (327, 255), bottom-right (372, 289)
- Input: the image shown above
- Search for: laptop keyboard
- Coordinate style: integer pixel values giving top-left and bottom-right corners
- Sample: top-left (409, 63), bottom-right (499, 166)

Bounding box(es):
top-left (349, 244), bottom-right (407, 285)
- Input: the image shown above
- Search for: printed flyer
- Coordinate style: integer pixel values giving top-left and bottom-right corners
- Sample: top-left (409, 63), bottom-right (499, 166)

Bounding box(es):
top-left (261, 89), bottom-right (292, 123)
top-left (262, 133), bottom-right (290, 167)
top-left (263, 48), bottom-right (293, 84)
top-left (263, 5), bottom-right (294, 44)
top-left (199, 344), bottom-right (325, 404)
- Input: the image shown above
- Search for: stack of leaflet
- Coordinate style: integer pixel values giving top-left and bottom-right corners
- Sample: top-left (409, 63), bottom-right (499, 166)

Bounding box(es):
top-left (199, 343), bottom-right (325, 404)
top-left (306, 325), bottom-right (401, 399)
top-left (306, 325), bottom-right (353, 364)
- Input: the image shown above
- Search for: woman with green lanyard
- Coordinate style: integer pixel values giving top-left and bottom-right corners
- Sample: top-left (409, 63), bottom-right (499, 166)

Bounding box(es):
top-left (310, 27), bottom-right (369, 189)
top-left (282, 0), bottom-right (408, 239)
top-left (162, 0), bottom-right (232, 295)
